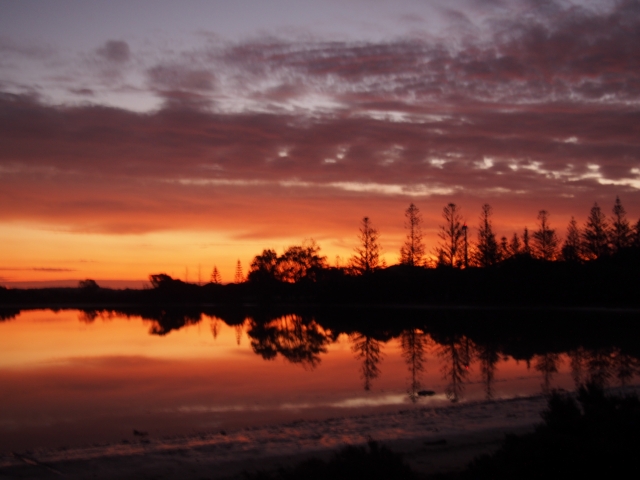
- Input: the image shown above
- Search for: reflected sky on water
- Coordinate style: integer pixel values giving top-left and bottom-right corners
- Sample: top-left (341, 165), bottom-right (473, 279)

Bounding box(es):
top-left (1, 308), bottom-right (638, 452)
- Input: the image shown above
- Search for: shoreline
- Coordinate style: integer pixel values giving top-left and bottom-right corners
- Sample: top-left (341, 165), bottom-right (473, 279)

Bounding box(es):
top-left (3, 385), bottom-right (639, 479)
top-left (1, 393), bottom-right (549, 479)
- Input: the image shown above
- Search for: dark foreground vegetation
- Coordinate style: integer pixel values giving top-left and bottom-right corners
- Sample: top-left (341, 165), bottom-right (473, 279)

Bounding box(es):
top-left (245, 385), bottom-right (640, 480)
top-left (450, 384), bottom-right (640, 479)
top-left (244, 441), bottom-right (416, 480)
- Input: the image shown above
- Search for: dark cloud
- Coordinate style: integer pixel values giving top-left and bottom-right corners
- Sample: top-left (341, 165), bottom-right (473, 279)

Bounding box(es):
top-left (96, 40), bottom-right (131, 63)
top-left (1, 2), bottom-right (639, 239)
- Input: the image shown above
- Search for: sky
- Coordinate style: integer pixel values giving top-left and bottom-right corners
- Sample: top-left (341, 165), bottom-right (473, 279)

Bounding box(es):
top-left (1, 0), bottom-right (639, 285)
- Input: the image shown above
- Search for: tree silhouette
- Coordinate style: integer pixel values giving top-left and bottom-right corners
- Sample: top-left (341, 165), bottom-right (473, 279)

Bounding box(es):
top-left (401, 329), bottom-right (429, 402)
top-left (351, 333), bottom-right (383, 390)
top-left (248, 249), bottom-right (278, 282)
top-left (234, 259), bottom-right (244, 283)
top-left (610, 196), bottom-right (632, 252)
top-left (634, 219), bottom-right (640, 248)
top-left (532, 210), bottom-right (559, 260)
top-left (582, 203), bottom-right (609, 260)
top-left (350, 217), bottom-right (381, 274)
top-left (399, 203), bottom-right (425, 266)
top-left (210, 266), bottom-right (222, 284)
top-left (475, 204), bottom-right (500, 267)
top-left (561, 217), bottom-right (582, 263)
top-left (437, 203), bottom-right (464, 268)
top-left (509, 232), bottom-right (521, 257)
top-left (276, 239), bottom-right (327, 283)
top-left (522, 226), bottom-right (532, 256)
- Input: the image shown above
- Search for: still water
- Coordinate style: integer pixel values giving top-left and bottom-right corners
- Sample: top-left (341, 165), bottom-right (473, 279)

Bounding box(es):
top-left (0, 308), bottom-right (638, 452)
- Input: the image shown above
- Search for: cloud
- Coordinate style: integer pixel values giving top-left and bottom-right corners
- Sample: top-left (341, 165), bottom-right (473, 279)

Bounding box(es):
top-left (0, 1), bottom-right (639, 241)
top-left (96, 40), bottom-right (131, 63)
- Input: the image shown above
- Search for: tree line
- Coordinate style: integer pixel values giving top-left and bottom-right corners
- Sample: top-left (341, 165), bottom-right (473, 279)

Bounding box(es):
top-left (245, 196), bottom-right (640, 283)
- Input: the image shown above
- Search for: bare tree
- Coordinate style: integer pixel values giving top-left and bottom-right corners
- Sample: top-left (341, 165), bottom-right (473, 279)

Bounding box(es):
top-left (351, 217), bottom-right (381, 274)
top-left (582, 203), bottom-right (609, 260)
top-left (437, 203), bottom-right (464, 268)
top-left (400, 203), bottom-right (426, 266)
top-left (561, 217), bottom-right (582, 263)
top-left (532, 210), bottom-right (559, 260)
top-left (610, 196), bottom-right (632, 252)
top-left (475, 204), bottom-right (499, 267)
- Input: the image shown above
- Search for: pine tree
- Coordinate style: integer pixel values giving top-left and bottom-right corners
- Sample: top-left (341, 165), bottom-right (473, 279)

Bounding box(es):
top-left (234, 260), bottom-right (244, 283)
top-left (399, 203), bottom-right (425, 266)
top-left (210, 265), bottom-right (222, 284)
top-left (561, 217), bottom-right (582, 263)
top-left (509, 232), bottom-right (521, 257)
top-left (499, 236), bottom-right (509, 261)
top-left (475, 204), bottom-right (499, 267)
top-left (532, 210), bottom-right (559, 260)
top-left (522, 227), bottom-right (531, 256)
top-left (610, 196), bottom-right (632, 252)
top-left (522, 227), bottom-right (531, 257)
top-left (437, 203), bottom-right (464, 268)
top-left (350, 217), bottom-right (381, 274)
top-left (582, 202), bottom-right (609, 260)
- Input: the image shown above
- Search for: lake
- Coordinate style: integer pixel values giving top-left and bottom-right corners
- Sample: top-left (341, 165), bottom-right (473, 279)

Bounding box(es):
top-left (1, 307), bottom-right (639, 456)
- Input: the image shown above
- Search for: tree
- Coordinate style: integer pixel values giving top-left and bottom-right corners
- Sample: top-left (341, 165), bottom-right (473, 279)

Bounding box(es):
top-left (522, 227), bottom-right (532, 256)
top-left (437, 203), bottom-right (464, 268)
top-left (475, 204), bottom-right (500, 267)
top-left (78, 279), bottom-right (99, 291)
top-left (610, 196), bottom-right (632, 252)
top-left (210, 266), bottom-right (222, 284)
top-left (234, 259), bottom-right (244, 283)
top-left (350, 217), bottom-right (381, 274)
top-left (582, 203), bottom-right (609, 260)
top-left (276, 240), bottom-right (327, 283)
top-left (399, 203), bottom-right (425, 266)
top-left (248, 249), bottom-right (278, 282)
top-left (532, 210), bottom-right (559, 260)
top-left (634, 219), bottom-right (640, 248)
top-left (561, 217), bottom-right (582, 263)
top-left (499, 236), bottom-right (509, 261)
top-left (509, 232), bottom-right (521, 257)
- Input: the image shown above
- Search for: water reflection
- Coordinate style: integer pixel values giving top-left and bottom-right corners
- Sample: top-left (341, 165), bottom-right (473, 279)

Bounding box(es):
top-left (476, 342), bottom-right (500, 400)
top-left (247, 314), bottom-right (330, 369)
top-left (400, 329), bottom-right (428, 402)
top-left (350, 333), bottom-right (384, 391)
top-left (438, 336), bottom-right (472, 403)
top-left (535, 352), bottom-right (561, 394)
top-left (3, 306), bottom-right (640, 402)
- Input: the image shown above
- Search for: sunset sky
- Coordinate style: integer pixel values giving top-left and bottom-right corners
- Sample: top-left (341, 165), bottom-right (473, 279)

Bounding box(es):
top-left (1, 0), bottom-right (639, 285)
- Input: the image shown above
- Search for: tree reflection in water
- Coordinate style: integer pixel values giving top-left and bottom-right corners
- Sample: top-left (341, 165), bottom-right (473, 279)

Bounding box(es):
top-left (534, 352), bottom-right (561, 394)
top-left (351, 333), bottom-right (384, 391)
top-left (475, 342), bottom-right (500, 400)
top-left (438, 336), bottom-right (472, 403)
top-left (569, 347), bottom-right (587, 389)
top-left (400, 329), bottom-right (429, 402)
top-left (247, 314), bottom-right (330, 369)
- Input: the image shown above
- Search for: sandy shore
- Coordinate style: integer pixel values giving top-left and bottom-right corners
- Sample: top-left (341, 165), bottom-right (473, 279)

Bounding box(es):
top-left (0, 394), bottom-right (550, 479)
